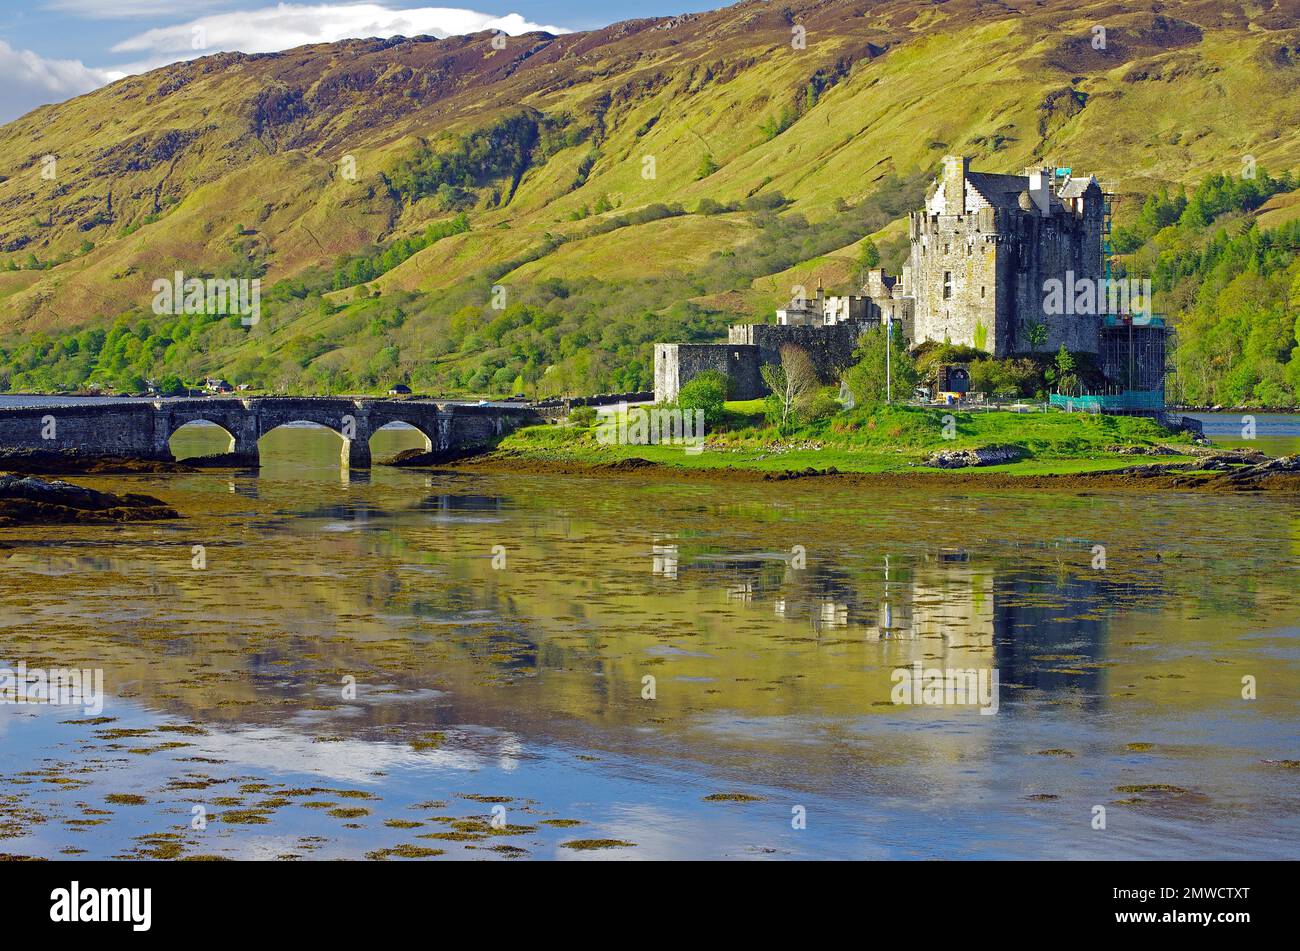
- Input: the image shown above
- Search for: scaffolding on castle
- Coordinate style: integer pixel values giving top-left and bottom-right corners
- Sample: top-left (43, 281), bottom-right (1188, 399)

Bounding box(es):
top-left (1096, 181), bottom-right (1170, 407)
top-left (1101, 181), bottom-right (1116, 285)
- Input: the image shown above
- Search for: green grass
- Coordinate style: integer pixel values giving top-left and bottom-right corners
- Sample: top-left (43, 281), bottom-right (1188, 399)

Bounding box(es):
top-left (723, 398), bottom-right (767, 415)
top-left (494, 405), bottom-right (1195, 476)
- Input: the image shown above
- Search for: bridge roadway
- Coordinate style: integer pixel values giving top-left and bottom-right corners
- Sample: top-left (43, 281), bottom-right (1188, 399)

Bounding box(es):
top-left (0, 396), bottom-right (541, 468)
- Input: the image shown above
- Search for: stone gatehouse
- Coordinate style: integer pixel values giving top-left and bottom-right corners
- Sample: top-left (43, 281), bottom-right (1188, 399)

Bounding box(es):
top-left (653, 319), bottom-right (872, 403)
top-left (653, 343), bottom-right (764, 402)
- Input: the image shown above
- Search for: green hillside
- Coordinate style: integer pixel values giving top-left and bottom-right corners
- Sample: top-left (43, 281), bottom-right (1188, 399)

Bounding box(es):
top-left (3, 0), bottom-right (1300, 398)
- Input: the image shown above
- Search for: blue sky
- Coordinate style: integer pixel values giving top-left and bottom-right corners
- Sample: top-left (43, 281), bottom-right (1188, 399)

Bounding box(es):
top-left (0, 0), bottom-right (723, 122)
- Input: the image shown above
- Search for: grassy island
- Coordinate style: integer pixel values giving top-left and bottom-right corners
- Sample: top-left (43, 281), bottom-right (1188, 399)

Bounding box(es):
top-left (481, 403), bottom-right (1203, 478)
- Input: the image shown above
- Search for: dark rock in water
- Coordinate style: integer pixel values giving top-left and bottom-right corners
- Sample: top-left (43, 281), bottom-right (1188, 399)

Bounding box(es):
top-left (0, 449), bottom-right (193, 475)
top-left (601, 457), bottom-right (657, 471)
top-left (1073, 451), bottom-right (1300, 490)
top-left (924, 445), bottom-right (1026, 469)
top-left (1247, 453), bottom-right (1300, 473)
top-left (1214, 453), bottom-right (1300, 486)
top-left (763, 467), bottom-right (839, 481)
top-left (182, 452), bottom-right (258, 468)
top-left (380, 446), bottom-right (488, 466)
top-left (384, 448), bottom-right (432, 465)
top-left (0, 474), bottom-right (179, 526)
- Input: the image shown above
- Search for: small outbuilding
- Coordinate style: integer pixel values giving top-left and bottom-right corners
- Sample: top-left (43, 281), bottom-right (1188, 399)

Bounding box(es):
top-left (936, 364), bottom-right (971, 404)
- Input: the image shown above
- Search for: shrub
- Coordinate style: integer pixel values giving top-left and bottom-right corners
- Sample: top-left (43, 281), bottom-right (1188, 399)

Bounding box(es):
top-left (968, 357), bottom-right (1043, 398)
top-left (801, 388), bottom-right (842, 422)
top-left (569, 405), bottom-right (597, 427)
top-left (696, 155), bottom-right (720, 179)
top-left (676, 370), bottom-right (730, 428)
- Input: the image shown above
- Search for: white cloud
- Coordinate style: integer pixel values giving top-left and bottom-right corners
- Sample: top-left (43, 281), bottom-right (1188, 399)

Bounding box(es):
top-left (0, 39), bottom-right (115, 122)
top-left (110, 3), bottom-right (570, 72)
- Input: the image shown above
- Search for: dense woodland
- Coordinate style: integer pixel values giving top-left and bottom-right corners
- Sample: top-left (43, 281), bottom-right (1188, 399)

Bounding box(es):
top-left (1115, 169), bottom-right (1300, 406)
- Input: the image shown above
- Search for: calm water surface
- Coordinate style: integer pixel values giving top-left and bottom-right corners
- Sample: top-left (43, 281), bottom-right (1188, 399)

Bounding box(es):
top-left (1187, 412), bottom-right (1300, 458)
top-left (0, 420), bottom-right (1297, 859)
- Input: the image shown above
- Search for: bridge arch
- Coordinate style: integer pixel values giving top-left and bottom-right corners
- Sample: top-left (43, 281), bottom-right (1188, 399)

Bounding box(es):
top-left (254, 398), bottom-right (372, 468)
top-left (368, 419), bottom-right (435, 462)
top-left (259, 419), bottom-right (369, 468)
top-left (167, 418), bottom-right (238, 461)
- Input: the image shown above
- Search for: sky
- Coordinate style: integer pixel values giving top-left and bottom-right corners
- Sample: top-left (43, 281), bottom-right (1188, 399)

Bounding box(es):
top-left (0, 0), bottom-right (721, 123)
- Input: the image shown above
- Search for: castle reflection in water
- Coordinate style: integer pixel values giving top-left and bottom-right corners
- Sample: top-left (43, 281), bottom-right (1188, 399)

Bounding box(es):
top-left (649, 537), bottom-right (1145, 699)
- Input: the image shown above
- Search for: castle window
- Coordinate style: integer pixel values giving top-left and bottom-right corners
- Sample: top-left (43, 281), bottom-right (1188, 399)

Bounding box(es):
top-left (943, 272), bottom-right (953, 299)
top-left (980, 286), bottom-right (985, 298)
top-left (944, 244), bottom-right (950, 255)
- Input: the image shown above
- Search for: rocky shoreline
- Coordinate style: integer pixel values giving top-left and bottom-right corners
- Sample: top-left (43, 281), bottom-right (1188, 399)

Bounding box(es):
top-left (923, 445), bottom-right (1026, 468)
top-left (0, 449), bottom-right (194, 475)
top-left (0, 474), bottom-right (179, 527)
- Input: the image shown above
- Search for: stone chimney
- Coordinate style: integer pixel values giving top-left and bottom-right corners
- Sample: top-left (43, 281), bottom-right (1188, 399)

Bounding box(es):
top-left (1027, 166), bottom-right (1051, 217)
top-left (942, 155), bottom-right (969, 214)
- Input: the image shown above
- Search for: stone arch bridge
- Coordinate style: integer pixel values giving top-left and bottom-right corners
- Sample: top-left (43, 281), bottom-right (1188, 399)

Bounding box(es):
top-left (0, 397), bottom-right (541, 468)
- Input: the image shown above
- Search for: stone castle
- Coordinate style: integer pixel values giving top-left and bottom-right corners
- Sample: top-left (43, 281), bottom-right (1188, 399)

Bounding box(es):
top-left (910, 155), bottom-right (1104, 357)
top-left (654, 155), bottom-right (1163, 403)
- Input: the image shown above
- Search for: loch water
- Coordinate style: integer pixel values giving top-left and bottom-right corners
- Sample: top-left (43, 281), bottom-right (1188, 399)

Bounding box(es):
top-left (0, 420), bottom-right (1297, 859)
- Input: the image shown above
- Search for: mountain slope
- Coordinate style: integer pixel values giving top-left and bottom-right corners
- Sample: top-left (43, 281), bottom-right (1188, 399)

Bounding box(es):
top-left (2, 0), bottom-right (1300, 395)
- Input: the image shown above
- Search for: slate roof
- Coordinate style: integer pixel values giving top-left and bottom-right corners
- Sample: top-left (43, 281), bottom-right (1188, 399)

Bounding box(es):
top-left (1057, 176), bottom-right (1098, 198)
top-left (965, 171), bottom-right (1032, 209)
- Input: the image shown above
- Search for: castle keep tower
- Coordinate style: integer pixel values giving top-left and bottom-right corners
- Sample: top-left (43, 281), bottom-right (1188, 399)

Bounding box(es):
top-left (908, 155), bottom-right (1104, 357)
